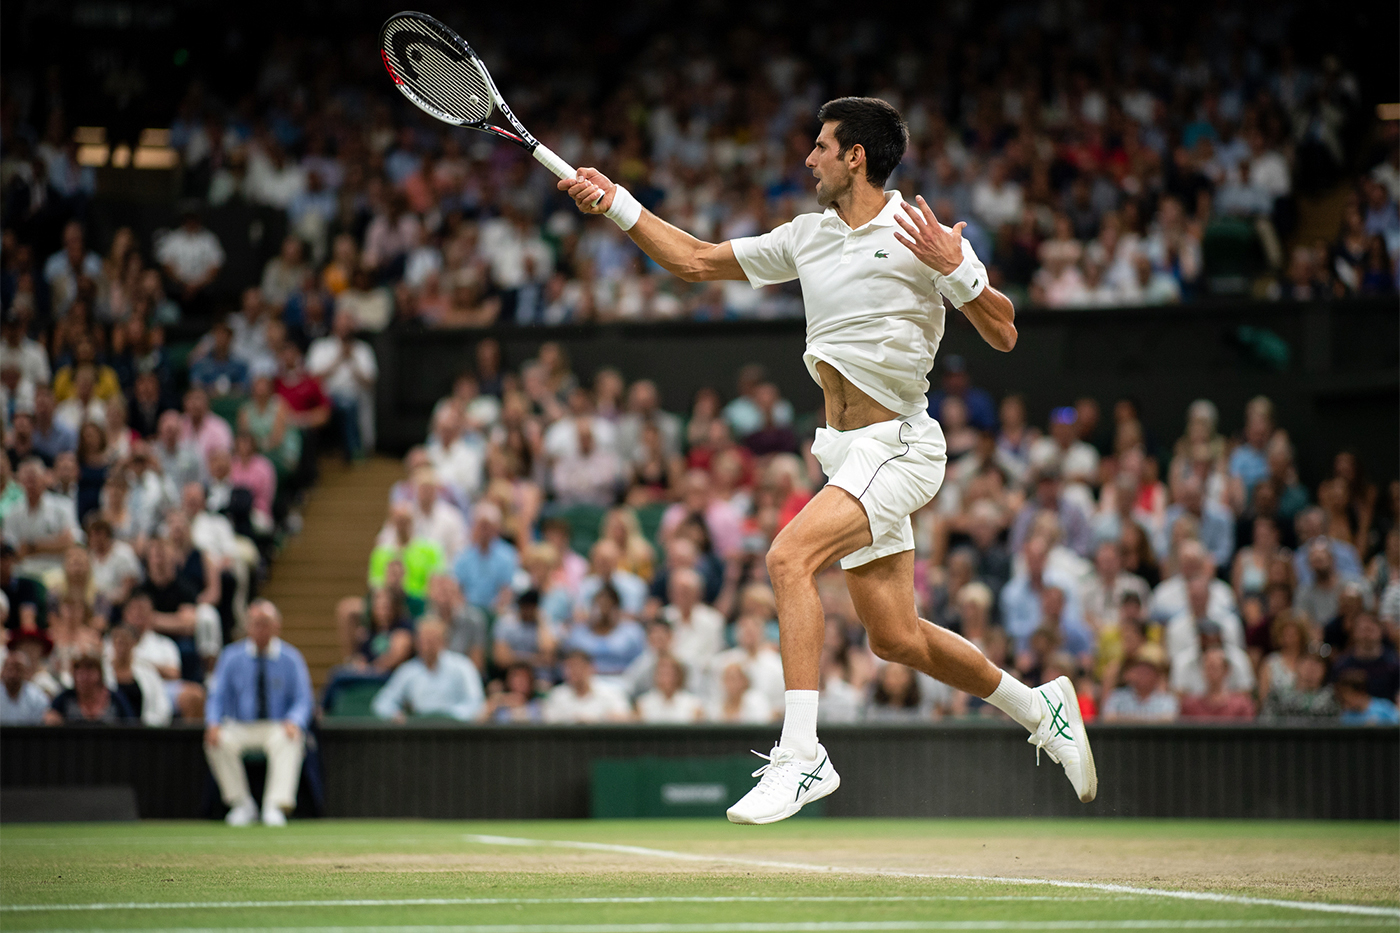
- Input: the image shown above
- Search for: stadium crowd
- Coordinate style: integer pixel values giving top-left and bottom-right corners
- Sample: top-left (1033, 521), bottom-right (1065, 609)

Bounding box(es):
top-left (0, 0), bottom-right (1396, 734)
top-left (313, 346), bottom-right (1400, 727)
top-left (1, 0), bottom-right (1395, 335)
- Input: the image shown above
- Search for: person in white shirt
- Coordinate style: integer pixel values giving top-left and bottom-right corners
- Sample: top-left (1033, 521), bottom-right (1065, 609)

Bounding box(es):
top-left (0, 317), bottom-right (51, 387)
top-left (156, 209), bottom-right (225, 307)
top-left (372, 617), bottom-right (484, 722)
top-left (0, 651), bottom-right (50, 724)
top-left (425, 407), bottom-right (485, 504)
top-left (305, 310), bottom-right (378, 459)
top-left (636, 654), bottom-right (704, 723)
top-left (43, 221), bottom-right (103, 316)
top-left (705, 661), bottom-right (773, 724)
top-left (705, 612), bottom-right (786, 711)
top-left (560, 96), bottom-right (1092, 823)
top-left (6, 458), bottom-right (83, 580)
top-left (543, 649), bottom-right (632, 723)
top-left (122, 590), bottom-right (205, 721)
top-left (375, 470), bottom-right (468, 560)
top-left (661, 568), bottom-right (725, 678)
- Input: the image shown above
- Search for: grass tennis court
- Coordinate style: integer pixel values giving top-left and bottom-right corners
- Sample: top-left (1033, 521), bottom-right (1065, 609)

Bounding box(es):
top-left (2, 819), bottom-right (1396, 931)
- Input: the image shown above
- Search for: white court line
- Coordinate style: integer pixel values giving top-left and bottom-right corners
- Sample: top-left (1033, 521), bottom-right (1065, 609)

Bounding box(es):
top-left (23, 919), bottom-right (1400, 932)
top-left (0, 895), bottom-right (1112, 913)
top-left (463, 834), bottom-right (1400, 920)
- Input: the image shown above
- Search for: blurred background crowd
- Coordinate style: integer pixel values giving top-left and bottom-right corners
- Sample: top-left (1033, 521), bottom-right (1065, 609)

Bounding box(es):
top-left (0, 0), bottom-right (1396, 333)
top-left (0, 0), bottom-right (1396, 729)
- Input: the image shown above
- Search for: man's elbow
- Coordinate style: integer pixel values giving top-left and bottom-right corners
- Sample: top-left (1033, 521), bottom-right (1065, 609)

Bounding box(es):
top-left (1000, 325), bottom-right (1018, 352)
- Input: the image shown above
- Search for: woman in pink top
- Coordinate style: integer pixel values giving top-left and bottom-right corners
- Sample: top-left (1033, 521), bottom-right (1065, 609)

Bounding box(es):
top-left (229, 432), bottom-right (277, 526)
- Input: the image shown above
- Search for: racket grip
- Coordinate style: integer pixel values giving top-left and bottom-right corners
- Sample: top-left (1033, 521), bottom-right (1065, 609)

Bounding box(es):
top-left (532, 144), bottom-right (576, 180)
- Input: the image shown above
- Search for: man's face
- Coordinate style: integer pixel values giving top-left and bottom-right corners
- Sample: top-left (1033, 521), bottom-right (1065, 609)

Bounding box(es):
top-left (18, 463), bottom-right (44, 498)
top-left (416, 624), bottom-right (444, 665)
top-left (807, 121), bottom-right (855, 208)
top-left (1125, 661), bottom-right (1159, 695)
top-left (1, 653), bottom-right (28, 692)
top-left (564, 655), bottom-right (591, 690)
top-left (247, 607), bottom-right (277, 649)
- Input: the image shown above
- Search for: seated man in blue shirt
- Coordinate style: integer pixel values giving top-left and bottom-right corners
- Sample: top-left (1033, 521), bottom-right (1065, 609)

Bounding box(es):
top-left (372, 616), bottom-right (484, 722)
top-left (1335, 668), bottom-right (1400, 725)
top-left (204, 599), bottom-right (313, 827)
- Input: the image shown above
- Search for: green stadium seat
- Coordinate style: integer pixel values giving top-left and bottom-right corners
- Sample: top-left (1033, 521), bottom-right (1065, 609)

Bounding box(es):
top-left (635, 502), bottom-right (668, 549)
top-left (323, 679), bottom-right (385, 718)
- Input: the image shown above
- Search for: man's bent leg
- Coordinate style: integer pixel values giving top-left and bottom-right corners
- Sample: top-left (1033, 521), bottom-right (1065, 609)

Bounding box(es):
top-left (205, 721), bottom-right (255, 806)
top-left (845, 550), bottom-right (1038, 727)
top-left (846, 550), bottom-right (1097, 802)
top-left (262, 723), bottom-right (306, 813)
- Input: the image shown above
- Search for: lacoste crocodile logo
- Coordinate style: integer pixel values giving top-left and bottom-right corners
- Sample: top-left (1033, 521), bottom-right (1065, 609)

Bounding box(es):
top-left (874, 250), bottom-right (889, 259)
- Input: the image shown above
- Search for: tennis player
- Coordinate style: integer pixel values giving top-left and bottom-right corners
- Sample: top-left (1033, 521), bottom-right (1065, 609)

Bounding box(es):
top-left (560, 97), bottom-right (1095, 823)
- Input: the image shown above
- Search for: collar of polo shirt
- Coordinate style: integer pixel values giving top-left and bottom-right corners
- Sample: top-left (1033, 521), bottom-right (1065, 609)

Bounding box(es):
top-left (821, 190), bottom-right (904, 231)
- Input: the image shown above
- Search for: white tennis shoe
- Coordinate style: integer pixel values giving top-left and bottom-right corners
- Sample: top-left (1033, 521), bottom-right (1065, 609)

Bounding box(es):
top-left (1029, 676), bottom-right (1098, 802)
top-left (225, 797), bottom-right (258, 827)
top-left (726, 743), bottom-right (840, 824)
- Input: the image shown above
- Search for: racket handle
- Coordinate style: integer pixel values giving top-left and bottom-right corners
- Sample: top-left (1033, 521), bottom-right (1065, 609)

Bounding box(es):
top-left (535, 143), bottom-right (608, 207)
top-left (532, 144), bottom-right (576, 181)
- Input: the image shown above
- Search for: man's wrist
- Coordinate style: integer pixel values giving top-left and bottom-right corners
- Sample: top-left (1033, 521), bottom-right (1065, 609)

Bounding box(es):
top-left (605, 185), bottom-right (643, 231)
top-left (937, 254), bottom-right (987, 306)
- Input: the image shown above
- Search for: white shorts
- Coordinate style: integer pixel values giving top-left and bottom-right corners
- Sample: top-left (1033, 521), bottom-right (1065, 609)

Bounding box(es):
top-left (810, 411), bottom-right (947, 570)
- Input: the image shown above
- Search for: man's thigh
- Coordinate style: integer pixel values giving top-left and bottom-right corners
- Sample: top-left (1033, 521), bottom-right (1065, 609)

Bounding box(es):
top-left (221, 720), bottom-right (278, 753)
top-left (771, 485), bottom-right (875, 574)
top-left (844, 549), bottom-right (921, 638)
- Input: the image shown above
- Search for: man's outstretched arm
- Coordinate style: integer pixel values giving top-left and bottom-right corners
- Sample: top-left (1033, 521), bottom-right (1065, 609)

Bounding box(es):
top-left (559, 168), bottom-right (747, 283)
top-left (893, 195), bottom-right (1018, 352)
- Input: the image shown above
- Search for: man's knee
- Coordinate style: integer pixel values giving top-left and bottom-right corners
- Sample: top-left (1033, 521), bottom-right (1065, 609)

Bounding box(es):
top-left (867, 627), bottom-right (921, 666)
top-left (765, 541), bottom-right (814, 587)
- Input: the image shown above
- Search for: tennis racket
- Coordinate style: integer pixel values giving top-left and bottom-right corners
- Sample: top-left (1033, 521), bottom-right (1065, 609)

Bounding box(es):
top-left (379, 11), bottom-right (588, 189)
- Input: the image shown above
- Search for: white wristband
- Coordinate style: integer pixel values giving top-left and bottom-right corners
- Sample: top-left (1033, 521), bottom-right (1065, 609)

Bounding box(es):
top-left (938, 254), bottom-right (987, 306)
top-left (604, 184), bottom-right (642, 231)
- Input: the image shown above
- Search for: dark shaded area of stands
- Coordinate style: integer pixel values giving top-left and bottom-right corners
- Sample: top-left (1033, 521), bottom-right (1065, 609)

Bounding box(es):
top-left (371, 297), bottom-right (1400, 488)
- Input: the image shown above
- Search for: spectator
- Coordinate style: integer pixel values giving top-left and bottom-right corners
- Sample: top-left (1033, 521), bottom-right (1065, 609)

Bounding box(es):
top-left (43, 221), bottom-right (103, 317)
top-left (103, 623), bottom-right (172, 727)
top-left (6, 457), bottom-right (83, 581)
top-left (44, 653), bottom-right (136, 724)
top-left (1161, 471), bottom-right (1235, 571)
top-left (1080, 539), bottom-right (1151, 633)
top-left (1010, 465), bottom-right (1092, 559)
top-left (705, 612), bottom-right (786, 711)
top-left (550, 417), bottom-right (623, 507)
top-left (636, 654), bottom-right (704, 723)
top-left (1294, 539), bottom-right (1354, 630)
top-left (576, 539), bottom-right (649, 619)
top-left (492, 589), bottom-right (559, 680)
top-left (1331, 613), bottom-right (1400, 700)
top-left (1261, 650), bottom-right (1338, 721)
top-left (706, 661), bottom-right (772, 723)
top-left (204, 600), bottom-right (313, 826)
top-left (188, 322), bottom-right (249, 400)
top-left (1293, 506), bottom-right (1364, 586)
top-left (927, 355), bottom-right (997, 433)
top-left (451, 501), bottom-right (517, 611)
top-left (661, 568), bottom-right (725, 678)
top-left (1165, 577), bottom-right (1248, 660)
top-left (1334, 669), bottom-right (1399, 725)
top-left (31, 386), bottom-right (77, 462)
top-left (121, 589), bottom-right (205, 721)
top-left (865, 663), bottom-right (925, 722)
top-left (565, 584), bottom-right (646, 680)
top-left (153, 411), bottom-right (205, 491)
top-left (1101, 645), bottom-right (1179, 722)
top-left (426, 573), bottom-right (487, 672)
top-left (542, 649), bottom-right (632, 723)
top-left (484, 662), bottom-right (544, 723)
top-left (180, 387), bottom-right (233, 466)
top-left (156, 207), bottom-right (225, 313)
top-left (1000, 535), bottom-right (1091, 654)
top-left (1258, 611), bottom-right (1311, 700)
top-left (0, 650), bottom-right (49, 723)
top-left (305, 310), bottom-right (378, 460)
top-left (371, 616), bottom-right (485, 722)
top-left (616, 380), bottom-right (683, 463)
top-left (1179, 647), bottom-right (1258, 720)
top-left (336, 586), bottom-right (415, 677)
top-left (723, 364), bottom-right (793, 439)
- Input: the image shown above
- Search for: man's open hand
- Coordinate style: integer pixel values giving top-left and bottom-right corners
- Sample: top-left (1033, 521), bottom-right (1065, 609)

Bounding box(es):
top-left (558, 168), bottom-right (615, 215)
top-left (893, 195), bottom-right (965, 276)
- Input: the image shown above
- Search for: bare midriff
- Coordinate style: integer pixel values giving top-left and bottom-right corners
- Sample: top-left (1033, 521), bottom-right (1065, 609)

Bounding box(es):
top-left (814, 360), bottom-right (901, 431)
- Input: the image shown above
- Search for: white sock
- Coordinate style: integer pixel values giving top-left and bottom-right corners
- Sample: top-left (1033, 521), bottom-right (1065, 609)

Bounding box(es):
top-left (778, 690), bottom-right (819, 759)
top-left (985, 671), bottom-right (1042, 732)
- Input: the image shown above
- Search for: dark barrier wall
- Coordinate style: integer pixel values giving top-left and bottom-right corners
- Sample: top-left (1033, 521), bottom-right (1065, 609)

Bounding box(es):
top-left (3, 724), bottom-right (1396, 820)
top-left (374, 298), bottom-right (1399, 487)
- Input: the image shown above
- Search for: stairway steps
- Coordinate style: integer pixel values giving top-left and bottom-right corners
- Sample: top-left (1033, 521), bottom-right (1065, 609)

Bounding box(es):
top-left (259, 455), bottom-right (401, 688)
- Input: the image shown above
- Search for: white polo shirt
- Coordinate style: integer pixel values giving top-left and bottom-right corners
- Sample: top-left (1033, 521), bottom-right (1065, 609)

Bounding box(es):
top-left (732, 190), bottom-right (986, 417)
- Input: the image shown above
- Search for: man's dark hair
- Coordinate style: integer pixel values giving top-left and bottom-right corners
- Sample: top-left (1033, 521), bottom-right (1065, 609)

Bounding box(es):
top-left (816, 97), bottom-right (909, 187)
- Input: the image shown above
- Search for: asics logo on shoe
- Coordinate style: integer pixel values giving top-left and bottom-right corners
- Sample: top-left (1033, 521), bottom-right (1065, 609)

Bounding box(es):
top-left (795, 756), bottom-right (826, 800)
top-left (874, 250), bottom-right (889, 259)
top-left (1046, 699), bottom-right (1074, 741)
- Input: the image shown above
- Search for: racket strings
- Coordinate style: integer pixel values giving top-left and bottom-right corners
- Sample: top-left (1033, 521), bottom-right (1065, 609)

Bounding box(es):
top-left (382, 16), bottom-right (494, 124)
